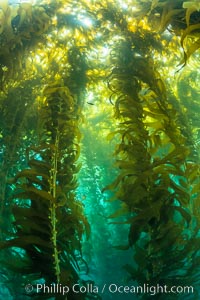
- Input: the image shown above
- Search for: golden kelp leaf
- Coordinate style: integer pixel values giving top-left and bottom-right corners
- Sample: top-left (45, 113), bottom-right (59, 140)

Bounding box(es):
top-left (102, 170), bottom-right (137, 192)
top-left (15, 185), bottom-right (55, 202)
top-left (14, 218), bottom-right (49, 235)
top-left (108, 204), bottom-right (129, 219)
top-left (145, 121), bottom-right (164, 130)
top-left (173, 206), bottom-right (191, 226)
top-left (193, 198), bottom-right (200, 215)
top-left (185, 162), bottom-right (199, 181)
top-left (154, 78), bottom-right (166, 98)
top-left (191, 181), bottom-right (200, 195)
top-left (56, 193), bottom-right (67, 207)
top-left (128, 200), bottom-right (163, 246)
top-left (170, 179), bottom-right (190, 205)
top-left (114, 159), bottom-right (135, 169)
top-left (28, 159), bottom-right (51, 174)
top-left (14, 168), bottom-right (49, 181)
top-left (180, 23), bottom-right (200, 65)
top-left (154, 220), bottom-right (178, 241)
top-left (113, 244), bottom-right (130, 250)
top-left (0, 235), bottom-right (51, 250)
top-left (151, 226), bottom-right (182, 254)
top-left (186, 6), bottom-right (198, 27)
top-left (12, 206), bottom-right (45, 219)
top-left (143, 109), bottom-right (166, 120)
top-left (134, 245), bottom-right (147, 268)
top-left (128, 219), bottom-right (147, 246)
top-left (180, 37), bottom-right (200, 66)
top-left (43, 86), bottom-right (60, 96)
top-left (149, 133), bottom-right (162, 147)
top-left (72, 143), bottom-right (81, 161)
top-left (160, 7), bottom-right (183, 32)
top-left (153, 164), bottom-right (184, 177)
top-left (183, 1), bottom-right (200, 26)
top-left (184, 37), bottom-right (200, 62)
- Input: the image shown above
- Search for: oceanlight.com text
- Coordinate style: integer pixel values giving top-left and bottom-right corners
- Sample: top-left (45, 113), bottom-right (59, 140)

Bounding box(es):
top-left (108, 283), bottom-right (194, 295)
top-left (25, 283), bottom-right (194, 296)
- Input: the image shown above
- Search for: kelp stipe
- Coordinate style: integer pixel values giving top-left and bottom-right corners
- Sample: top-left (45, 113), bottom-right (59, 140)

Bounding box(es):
top-left (0, 79), bottom-right (95, 299)
top-left (105, 26), bottom-right (200, 298)
top-left (0, 81), bottom-right (38, 239)
top-left (0, 2), bottom-right (100, 299)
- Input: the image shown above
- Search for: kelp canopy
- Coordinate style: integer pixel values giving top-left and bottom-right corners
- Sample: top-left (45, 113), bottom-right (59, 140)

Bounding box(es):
top-left (0, 0), bottom-right (199, 299)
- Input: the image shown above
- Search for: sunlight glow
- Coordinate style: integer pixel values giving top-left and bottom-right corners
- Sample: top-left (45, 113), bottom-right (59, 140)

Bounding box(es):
top-left (78, 14), bottom-right (93, 27)
top-left (102, 46), bottom-right (110, 56)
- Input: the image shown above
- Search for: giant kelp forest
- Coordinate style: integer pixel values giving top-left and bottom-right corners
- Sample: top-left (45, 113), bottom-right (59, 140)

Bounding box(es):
top-left (0, 0), bottom-right (200, 299)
